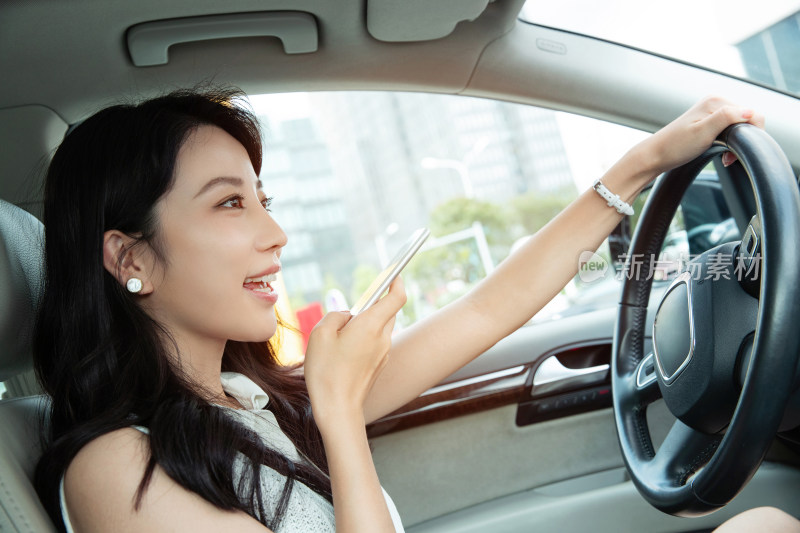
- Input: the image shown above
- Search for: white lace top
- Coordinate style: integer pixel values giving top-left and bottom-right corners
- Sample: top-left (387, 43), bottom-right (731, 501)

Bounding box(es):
top-left (59, 372), bottom-right (404, 532)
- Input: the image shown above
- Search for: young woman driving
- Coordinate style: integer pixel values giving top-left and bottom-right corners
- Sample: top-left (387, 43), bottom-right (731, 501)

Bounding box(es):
top-left (33, 88), bottom-right (771, 532)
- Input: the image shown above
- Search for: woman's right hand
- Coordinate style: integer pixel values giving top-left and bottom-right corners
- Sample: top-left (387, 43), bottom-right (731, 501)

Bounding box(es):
top-left (303, 278), bottom-right (406, 532)
top-left (303, 277), bottom-right (406, 432)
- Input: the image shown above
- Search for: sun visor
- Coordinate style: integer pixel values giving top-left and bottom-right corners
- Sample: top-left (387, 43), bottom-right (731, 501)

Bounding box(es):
top-left (367, 0), bottom-right (492, 42)
top-left (127, 11), bottom-right (319, 67)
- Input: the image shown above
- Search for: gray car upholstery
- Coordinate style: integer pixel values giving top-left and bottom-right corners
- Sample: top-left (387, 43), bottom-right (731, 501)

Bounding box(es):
top-left (0, 200), bottom-right (44, 381)
top-left (0, 395), bottom-right (54, 532)
top-left (0, 199), bottom-right (56, 532)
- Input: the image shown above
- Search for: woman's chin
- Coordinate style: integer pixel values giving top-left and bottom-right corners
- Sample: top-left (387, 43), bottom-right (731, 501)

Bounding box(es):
top-left (245, 322), bottom-right (278, 343)
top-left (224, 309), bottom-right (278, 343)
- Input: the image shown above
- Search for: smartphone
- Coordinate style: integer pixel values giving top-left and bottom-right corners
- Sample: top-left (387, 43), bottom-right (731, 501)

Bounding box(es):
top-left (349, 227), bottom-right (430, 315)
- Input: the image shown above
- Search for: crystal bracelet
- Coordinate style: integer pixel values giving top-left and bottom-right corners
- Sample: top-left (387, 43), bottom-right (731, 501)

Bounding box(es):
top-left (592, 178), bottom-right (634, 216)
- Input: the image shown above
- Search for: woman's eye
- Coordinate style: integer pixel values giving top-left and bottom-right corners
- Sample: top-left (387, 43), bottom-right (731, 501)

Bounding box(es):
top-left (261, 196), bottom-right (274, 212)
top-left (220, 195), bottom-right (244, 208)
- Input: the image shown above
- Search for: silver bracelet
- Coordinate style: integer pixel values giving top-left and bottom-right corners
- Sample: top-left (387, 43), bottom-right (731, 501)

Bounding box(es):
top-left (592, 179), bottom-right (634, 216)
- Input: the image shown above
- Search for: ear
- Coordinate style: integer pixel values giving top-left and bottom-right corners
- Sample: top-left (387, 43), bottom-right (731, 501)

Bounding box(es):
top-left (102, 230), bottom-right (155, 295)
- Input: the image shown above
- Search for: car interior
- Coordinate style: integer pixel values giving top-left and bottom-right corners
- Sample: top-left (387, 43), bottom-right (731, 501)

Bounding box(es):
top-left (2, 1), bottom-right (800, 531)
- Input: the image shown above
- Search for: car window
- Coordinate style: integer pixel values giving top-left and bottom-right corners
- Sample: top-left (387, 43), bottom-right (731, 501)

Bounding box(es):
top-left (248, 92), bottom-right (668, 359)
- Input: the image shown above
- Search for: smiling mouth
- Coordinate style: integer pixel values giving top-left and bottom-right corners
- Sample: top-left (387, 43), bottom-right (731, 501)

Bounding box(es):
top-left (243, 273), bottom-right (277, 294)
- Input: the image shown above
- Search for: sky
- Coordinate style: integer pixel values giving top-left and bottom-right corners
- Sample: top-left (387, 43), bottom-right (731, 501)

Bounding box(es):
top-left (521, 0), bottom-right (800, 76)
top-left (249, 92), bottom-right (311, 121)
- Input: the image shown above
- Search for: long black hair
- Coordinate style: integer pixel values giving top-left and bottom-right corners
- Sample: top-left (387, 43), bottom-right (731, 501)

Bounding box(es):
top-left (33, 87), bottom-right (332, 531)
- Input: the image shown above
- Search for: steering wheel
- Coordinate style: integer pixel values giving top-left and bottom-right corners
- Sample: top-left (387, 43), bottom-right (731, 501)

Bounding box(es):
top-left (612, 123), bottom-right (800, 515)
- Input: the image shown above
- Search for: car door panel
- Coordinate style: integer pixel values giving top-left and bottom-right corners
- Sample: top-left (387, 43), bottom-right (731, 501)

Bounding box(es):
top-left (372, 405), bottom-right (624, 526)
top-left (373, 375), bottom-right (800, 531)
top-left (406, 461), bottom-right (800, 532)
top-left (369, 299), bottom-right (665, 527)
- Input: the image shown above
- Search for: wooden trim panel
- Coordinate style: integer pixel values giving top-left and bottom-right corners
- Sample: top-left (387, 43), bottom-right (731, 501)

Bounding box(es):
top-left (366, 364), bottom-right (531, 439)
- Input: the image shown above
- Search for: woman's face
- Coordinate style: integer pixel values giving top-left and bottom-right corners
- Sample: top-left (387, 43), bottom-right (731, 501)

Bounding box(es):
top-left (142, 125), bottom-right (287, 350)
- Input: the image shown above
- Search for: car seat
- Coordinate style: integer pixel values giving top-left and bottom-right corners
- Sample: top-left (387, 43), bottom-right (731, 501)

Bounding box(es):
top-left (0, 198), bottom-right (57, 531)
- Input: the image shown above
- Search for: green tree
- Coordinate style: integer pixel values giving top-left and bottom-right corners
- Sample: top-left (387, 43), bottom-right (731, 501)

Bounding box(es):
top-left (401, 198), bottom-right (513, 313)
top-left (429, 197), bottom-right (514, 261)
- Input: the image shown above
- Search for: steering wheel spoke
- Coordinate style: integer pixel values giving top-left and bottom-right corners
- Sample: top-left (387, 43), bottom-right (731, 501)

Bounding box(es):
top-left (648, 420), bottom-right (721, 488)
top-left (633, 351), bottom-right (661, 406)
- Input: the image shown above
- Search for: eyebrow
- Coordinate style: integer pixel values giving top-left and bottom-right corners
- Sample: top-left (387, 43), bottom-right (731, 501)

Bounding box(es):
top-left (194, 177), bottom-right (263, 198)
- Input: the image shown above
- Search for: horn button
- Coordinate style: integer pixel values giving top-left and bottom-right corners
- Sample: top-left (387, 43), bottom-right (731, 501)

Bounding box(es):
top-left (652, 242), bottom-right (759, 434)
top-left (653, 277), bottom-right (694, 383)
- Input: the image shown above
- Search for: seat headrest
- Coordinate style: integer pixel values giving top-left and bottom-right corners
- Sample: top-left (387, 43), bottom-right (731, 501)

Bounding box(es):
top-left (0, 200), bottom-right (44, 381)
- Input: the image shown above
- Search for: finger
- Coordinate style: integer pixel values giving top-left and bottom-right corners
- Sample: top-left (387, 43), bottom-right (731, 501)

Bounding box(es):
top-left (722, 152), bottom-right (738, 167)
top-left (748, 111), bottom-right (766, 130)
top-left (313, 310), bottom-right (352, 335)
top-left (366, 276), bottom-right (407, 319)
top-left (706, 105), bottom-right (744, 130)
top-left (696, 95), bottom-right (731, 115)
top-left (386, 276), bottom-right (405, 301)
top-left (705, 105), bottom-right (757, 134)
top-left (699, 96), bottom-right (763, 129)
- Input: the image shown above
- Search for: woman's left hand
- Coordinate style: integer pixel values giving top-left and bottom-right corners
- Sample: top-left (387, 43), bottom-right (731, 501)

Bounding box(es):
top-left (634, 96), bottom-right (765, 178)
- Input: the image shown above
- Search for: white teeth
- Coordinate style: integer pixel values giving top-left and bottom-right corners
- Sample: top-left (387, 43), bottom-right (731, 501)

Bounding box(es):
top-left (244, 273), bottom-right (278, 284)
top-left (251, 286), bottom-right (274, 294)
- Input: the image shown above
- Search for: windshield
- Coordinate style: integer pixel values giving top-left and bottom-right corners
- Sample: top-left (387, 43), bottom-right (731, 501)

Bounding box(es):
top-left (520, 0), bottom-right (800, 96)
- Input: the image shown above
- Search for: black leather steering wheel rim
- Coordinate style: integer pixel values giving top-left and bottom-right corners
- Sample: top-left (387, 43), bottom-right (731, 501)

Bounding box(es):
top-left (612, 123), bottom-right (800, 516)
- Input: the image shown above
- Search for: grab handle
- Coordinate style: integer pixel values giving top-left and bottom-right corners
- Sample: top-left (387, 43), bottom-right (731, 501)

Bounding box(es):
top-left (127, 12), bottom-right (318, 67)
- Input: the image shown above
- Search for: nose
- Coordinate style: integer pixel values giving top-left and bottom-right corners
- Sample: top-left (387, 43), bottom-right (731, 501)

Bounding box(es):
top-left (254, 208), bottom-right (287, 253)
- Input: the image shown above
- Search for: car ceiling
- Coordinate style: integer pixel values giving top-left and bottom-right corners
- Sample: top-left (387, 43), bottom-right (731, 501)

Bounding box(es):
top-left (0, 0), bottom-right (524, 123)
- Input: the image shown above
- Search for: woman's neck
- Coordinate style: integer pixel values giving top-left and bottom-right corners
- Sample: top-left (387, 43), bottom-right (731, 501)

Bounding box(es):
top-left (168, 332), bottom-right (232, 405)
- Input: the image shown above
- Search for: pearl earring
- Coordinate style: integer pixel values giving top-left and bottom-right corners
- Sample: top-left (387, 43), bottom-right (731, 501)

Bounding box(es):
top-left (126, 278), bottom-right (143, 293)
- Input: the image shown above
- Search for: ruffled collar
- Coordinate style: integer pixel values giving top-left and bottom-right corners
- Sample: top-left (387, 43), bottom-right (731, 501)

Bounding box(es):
top-left (220, 372), bottom-right (269, 410)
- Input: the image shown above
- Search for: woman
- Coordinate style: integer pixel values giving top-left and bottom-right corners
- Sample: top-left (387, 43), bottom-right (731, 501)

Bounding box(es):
top-left (33, 88), bottom-right (774, 532)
